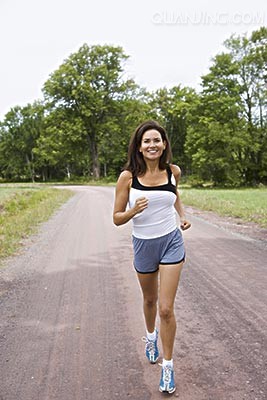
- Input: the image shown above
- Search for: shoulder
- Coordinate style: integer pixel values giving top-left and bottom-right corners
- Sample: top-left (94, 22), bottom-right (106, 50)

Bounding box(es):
top-left (118, 169), bottom-right (133, 181)
top-left (116, 170), bottom-right (133, 190)
top-left (169, 164), bottom-right (181, 180)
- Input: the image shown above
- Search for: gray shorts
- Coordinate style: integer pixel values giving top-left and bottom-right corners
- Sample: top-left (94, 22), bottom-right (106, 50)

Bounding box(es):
top-left (132, 228), bottom-right (185, 274)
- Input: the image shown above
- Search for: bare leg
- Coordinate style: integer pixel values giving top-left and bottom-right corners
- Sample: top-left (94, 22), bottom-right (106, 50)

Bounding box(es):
top-left (137, 271), bottom-right (159, 333)
top-left (159, 262), bottom-right (183, 360)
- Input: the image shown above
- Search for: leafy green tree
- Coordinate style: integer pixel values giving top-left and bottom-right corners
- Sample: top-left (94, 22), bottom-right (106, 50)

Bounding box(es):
top-left (97, 96), bottom-right (150, 177)
top-left (186, 27), bottom-right (267, 185)
top-left (186, 117), bottom-right (250, 185)
top-left (224, 27), bottom-right (267, 182)
top-left (42, 44), bottom-right (137, 178)
top-left (0, 102), bottom-right (44, 181)
top-left (148, 86), bottom-right (200, 173)
top-left (33, 106), bottom-right (90, 181)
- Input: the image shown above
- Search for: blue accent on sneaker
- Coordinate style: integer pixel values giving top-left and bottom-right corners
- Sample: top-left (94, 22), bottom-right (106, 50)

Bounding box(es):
top-left (143, 329), bottom-right (159, 363)
top-left (159, 365), bottom-right (176, 394)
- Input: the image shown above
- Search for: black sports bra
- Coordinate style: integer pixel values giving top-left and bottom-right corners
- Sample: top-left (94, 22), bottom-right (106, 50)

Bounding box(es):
top-left (132, 165), bottom-right (177, 194)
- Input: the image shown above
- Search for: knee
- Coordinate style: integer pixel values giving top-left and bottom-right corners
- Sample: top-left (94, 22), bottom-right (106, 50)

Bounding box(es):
top-left (159, 304), bottom-right (174, 322)
top-left (144, 296), bottom-right (157, 308)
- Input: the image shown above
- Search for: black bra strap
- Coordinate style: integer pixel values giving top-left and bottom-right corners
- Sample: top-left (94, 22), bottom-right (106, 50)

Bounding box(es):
top-left (166, 165), bottom-right (172, 183)
top-left (132, 175), bottom-right (138, 186)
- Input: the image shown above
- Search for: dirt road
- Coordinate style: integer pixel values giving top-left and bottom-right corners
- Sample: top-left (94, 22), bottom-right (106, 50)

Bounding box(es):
top-left (0, 186), bottom-right (266, 400)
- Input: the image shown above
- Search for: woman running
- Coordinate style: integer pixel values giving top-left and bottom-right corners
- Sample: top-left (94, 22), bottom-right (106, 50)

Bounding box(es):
top-left (113, 120), bottom-right (191, 394)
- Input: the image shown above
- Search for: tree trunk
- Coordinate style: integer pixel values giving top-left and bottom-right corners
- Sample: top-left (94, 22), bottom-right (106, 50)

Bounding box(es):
top-left (42, 169), bottom-right (46, 182)
top-left (66, 165), bottom-right (71, 180)
top-left (259, 95), bottom-right (263, 129)
top-left (26, 154), bottom-right (35, 183)
top-left (87, 131), bottom-right (100, 178)
top-left (92, 153), bottom-right (100, 178)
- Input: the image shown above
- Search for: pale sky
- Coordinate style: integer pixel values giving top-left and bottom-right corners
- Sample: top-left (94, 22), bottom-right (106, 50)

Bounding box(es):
top-left (0, 0), bottom-right (266, 119)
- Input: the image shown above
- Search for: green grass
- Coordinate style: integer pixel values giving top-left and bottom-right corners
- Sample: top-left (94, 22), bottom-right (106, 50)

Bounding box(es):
top-left (180, 187), bottom-right (267, 228)
top-left (0, 185), bottom-right (74, 261)
top-left (1, 184), bottom-right (266, 265)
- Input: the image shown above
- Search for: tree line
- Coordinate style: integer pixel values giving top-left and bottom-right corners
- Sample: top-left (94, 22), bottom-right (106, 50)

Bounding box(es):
top-left (0, 27), bottom-right (266, 186)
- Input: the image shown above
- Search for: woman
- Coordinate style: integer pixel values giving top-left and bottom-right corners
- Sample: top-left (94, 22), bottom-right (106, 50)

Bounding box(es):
top-left (113, 120), bottom-right (191, 394)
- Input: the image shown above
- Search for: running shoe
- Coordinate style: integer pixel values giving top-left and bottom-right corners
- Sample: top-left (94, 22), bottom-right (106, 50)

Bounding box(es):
top-left (159, 364), bottom-right (176, 394)
top-left (142, 329), bottom-right (159, 363)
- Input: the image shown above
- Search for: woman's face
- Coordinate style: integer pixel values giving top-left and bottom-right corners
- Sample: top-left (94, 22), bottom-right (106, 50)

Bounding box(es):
top-left (139, 129), bottom-right (166, 161)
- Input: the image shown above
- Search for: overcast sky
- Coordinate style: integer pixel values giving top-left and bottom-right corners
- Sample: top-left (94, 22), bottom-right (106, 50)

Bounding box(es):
top-left (0, 0), bottom-right (266, 119)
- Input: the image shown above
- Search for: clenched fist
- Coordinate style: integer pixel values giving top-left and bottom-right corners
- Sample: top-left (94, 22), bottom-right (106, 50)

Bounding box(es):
top-left (180, 219), bottom-right (191, 231)
top-left (134, 197), bottom-right (148, 214)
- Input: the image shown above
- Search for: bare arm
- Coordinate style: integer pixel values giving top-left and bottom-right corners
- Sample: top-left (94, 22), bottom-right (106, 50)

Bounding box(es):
top-left (170, 164), bottom-right (191, 231)
top-left (113, 170), bottom-right (148, 226)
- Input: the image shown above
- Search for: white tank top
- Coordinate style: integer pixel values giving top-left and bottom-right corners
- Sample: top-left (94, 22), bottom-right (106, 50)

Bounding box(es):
top-left (128, 166), bottom-right (177, 239)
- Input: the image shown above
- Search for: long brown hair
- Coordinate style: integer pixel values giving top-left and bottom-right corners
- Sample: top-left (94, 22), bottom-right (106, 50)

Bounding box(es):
top-left (124, 120), bottom-right (172, 176)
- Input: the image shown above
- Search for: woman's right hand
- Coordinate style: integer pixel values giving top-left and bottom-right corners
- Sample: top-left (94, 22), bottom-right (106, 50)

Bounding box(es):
top-left (134, 197), bottom-right (148, 214)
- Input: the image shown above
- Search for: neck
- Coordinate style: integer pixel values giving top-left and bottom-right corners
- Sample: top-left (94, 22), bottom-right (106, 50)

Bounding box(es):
top-left (145, 160), bottom-right (160, 174)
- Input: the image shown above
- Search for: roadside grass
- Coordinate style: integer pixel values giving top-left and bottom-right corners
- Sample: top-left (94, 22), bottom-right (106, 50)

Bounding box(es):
top-left (0, 179), bottom-right (116, 187)
top-left (180, 187), bottom-right (267, 228)
top-left (1, 183), bottom-right (266, 265)
top-left (0, 186), bottom-right (74, 262)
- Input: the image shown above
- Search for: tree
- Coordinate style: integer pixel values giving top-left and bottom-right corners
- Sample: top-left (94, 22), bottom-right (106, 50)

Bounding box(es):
top-left (185, 27), bottom-right (267, 185)
top-left (148, 86), bottom-right (199, 174)
top-left (0, 102), bottom-right (44, 181)
top-left (224, 27), bottom-right (267, 182)
top-left (33, 106), bottom-right (90, 181)
top-left (97, 95), bottom-right (150, 177)
top-left (186, 117), bottom-right (250, 185)
top-left (42, 44), bottom-right (137, 178)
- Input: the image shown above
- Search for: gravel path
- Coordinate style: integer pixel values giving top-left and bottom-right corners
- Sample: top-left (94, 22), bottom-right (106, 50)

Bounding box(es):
top-left (0, 186), bottom-right (266, 400)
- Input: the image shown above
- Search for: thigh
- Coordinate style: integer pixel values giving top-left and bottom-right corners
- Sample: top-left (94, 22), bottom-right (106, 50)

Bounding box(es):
top-left (159, 262), bottom-right (184, 307)
top-left (137, 270), bottom-right (159, 301)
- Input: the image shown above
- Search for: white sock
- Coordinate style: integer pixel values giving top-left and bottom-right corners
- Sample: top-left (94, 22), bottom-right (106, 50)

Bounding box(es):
top-left (162, 358), bottom-right (173, 368)
top-left (146, 328), bottom-right (157, 341)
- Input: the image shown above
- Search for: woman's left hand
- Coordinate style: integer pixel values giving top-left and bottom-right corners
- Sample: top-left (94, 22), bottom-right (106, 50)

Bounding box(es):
top-left (180, 219), bottom-right (191, 231)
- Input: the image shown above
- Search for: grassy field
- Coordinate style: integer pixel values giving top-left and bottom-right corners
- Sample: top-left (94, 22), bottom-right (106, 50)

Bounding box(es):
top-left (0, 185), bottom-right (74, 261)
top-left (180, 187), bottom-right (267, 228)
